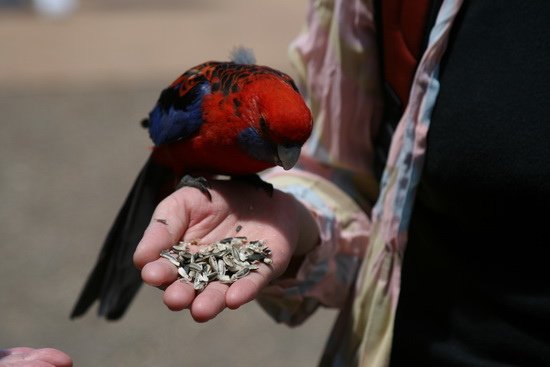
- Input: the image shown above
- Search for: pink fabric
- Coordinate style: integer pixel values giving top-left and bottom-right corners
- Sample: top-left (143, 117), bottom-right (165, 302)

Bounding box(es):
top-left (258, 0), bottom-right (465, 366)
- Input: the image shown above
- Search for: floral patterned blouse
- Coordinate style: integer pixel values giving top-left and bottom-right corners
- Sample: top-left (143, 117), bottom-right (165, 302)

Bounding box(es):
top-left (259, 1), bottom-right (464, 366)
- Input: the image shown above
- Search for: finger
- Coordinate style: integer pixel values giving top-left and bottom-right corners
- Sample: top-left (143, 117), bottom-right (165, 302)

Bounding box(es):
top-left (141, 258), bottom-right (178, 287)
top-left (134, 195), bottom-right (189, 269)
top-left (225, 264), bottom-right (273, 309)
top-left (163, 280), bottom-right (196, 311)
top-left (1, 347), bottom-right (34, 355)
top-left (28, 349), bottom-right (73, 367)
top-left (10, 360), bottom-right (55, 367)
top-left (190, 282), bottom-right (230, 322)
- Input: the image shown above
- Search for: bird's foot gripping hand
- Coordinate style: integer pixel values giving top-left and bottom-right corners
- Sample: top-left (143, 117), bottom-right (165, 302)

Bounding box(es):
top-left (176, 175), bottom-right (212, 201)
top-left (176, 174), bottom-right (274, 200)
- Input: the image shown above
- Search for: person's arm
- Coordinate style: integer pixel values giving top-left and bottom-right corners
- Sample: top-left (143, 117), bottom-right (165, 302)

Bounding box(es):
top-left (134, 0), bottom-right (382, 324)
top-left (255, 167), bottom-right (371, 325)
top-left (253, 0), bottom-right (382, 325)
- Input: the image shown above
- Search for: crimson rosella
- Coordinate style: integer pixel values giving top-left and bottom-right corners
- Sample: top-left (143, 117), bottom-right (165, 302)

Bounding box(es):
top-left (70, 48), bottom-right (313, 320)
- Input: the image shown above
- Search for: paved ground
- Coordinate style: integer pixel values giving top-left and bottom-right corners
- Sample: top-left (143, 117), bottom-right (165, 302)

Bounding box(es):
top-left (0, 1), bottom-right (338, 366)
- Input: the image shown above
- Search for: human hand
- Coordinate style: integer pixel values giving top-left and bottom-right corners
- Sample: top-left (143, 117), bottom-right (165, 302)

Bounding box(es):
top-left (133, 178), bottom-right (319, 322)
top-left (0, 348), bottom-right (72, 367)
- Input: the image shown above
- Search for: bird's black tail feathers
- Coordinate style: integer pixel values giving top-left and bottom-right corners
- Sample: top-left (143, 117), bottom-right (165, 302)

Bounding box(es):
top-left (71, 156), bottom-right (175, 320)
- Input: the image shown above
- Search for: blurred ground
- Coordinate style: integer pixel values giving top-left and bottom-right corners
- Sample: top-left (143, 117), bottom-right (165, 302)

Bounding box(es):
top-left (0, 1), bottom-right (339, 366)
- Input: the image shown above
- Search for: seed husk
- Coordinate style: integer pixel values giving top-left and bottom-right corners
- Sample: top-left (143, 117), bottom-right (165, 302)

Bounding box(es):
top-left (160, 236), bottom-right (271, 291)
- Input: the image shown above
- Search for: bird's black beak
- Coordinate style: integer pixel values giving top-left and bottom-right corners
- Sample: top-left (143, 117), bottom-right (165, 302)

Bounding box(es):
top-left (276, 144), bottom-right (301, 170)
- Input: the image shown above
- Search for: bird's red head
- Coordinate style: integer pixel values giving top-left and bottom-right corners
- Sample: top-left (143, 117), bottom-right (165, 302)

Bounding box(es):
top-left (239, 74), bottom-right (313, 170)
top-left (249, 76), bottom-right (312, 144)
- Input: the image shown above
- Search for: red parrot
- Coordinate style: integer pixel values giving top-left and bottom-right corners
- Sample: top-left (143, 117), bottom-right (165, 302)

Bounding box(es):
top-left (70, 48), bottom-right (313, 320)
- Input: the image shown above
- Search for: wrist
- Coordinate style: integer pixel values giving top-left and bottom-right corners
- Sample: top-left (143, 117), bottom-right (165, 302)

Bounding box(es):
top-left (273, 194), bottom-right (320, 280)
top-left (293, 196), bottom-right (320, 257)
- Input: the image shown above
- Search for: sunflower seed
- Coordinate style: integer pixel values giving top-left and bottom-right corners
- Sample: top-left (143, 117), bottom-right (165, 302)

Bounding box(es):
top-left (160, 236), bottom-right (271, 291)
top-left (160, 250), bottom-right (180, 266)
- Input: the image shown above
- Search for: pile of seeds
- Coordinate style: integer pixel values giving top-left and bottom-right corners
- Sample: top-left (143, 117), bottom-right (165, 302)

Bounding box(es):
top-left (160, 236), bottom-right (272, 291)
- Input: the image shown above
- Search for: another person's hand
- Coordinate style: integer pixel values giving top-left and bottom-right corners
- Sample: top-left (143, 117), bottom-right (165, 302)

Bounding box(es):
top-left (133, 178), bottom-right (319, 322)
top-left (0, 347), bottom-right (72, 367)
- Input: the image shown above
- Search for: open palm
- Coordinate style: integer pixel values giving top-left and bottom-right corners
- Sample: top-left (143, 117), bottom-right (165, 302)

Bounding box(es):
top-left (133, 178), bottom-right (305, 322)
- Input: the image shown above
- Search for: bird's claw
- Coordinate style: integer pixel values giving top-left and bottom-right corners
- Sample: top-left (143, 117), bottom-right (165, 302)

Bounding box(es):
top-left (177, 174), bottom-right (213, 201)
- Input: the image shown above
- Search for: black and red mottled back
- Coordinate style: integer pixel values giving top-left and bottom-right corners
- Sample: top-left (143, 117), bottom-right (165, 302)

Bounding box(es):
top-left (170, 61), bottom-right (299, 98)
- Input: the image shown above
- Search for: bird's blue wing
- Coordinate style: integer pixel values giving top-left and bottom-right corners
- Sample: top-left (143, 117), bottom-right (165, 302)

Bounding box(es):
top-left (147, 79), bottom-right (211, 146)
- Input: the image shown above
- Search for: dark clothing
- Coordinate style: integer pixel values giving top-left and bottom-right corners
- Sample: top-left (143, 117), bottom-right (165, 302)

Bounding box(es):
top-left (390, 1), bottom-right (550, 366)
